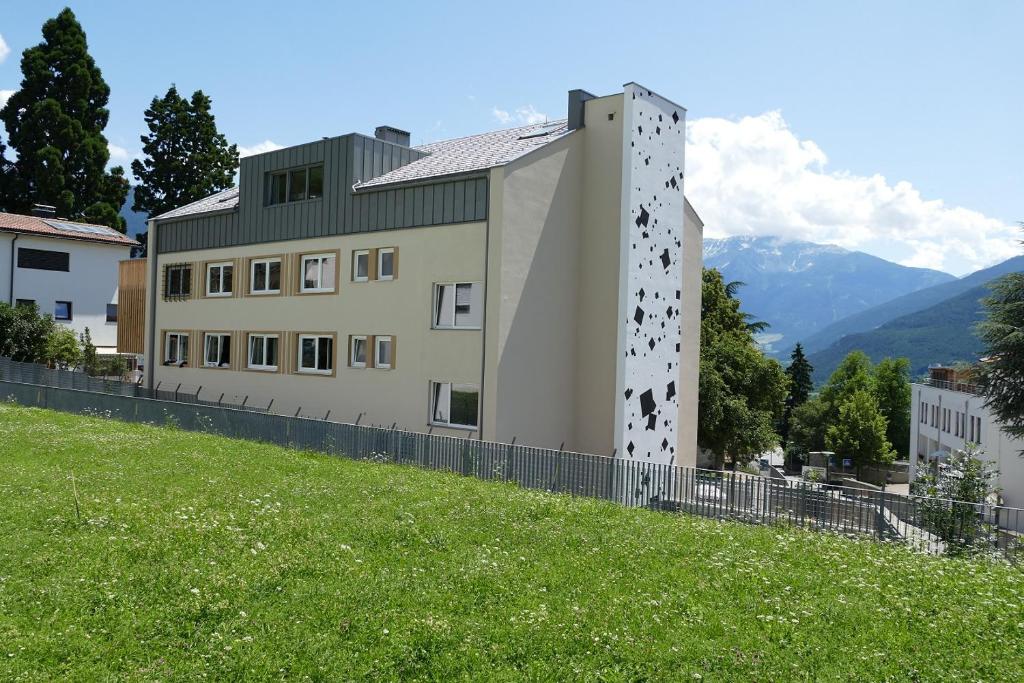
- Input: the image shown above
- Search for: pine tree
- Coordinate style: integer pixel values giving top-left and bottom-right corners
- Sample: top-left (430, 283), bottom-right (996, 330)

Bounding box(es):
top-left (0, 8), bottom-right (127, 230)
top-left (131, 85), bottom-right (238, 221)
top-left (977, 270), bottom-right (1024, 442)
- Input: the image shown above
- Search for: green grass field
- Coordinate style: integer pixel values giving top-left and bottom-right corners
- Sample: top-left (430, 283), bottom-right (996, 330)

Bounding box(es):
top-left (1, 403), bottom-right (1022, 681)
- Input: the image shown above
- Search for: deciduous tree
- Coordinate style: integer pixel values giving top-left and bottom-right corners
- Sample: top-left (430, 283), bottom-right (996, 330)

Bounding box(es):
top-left (826, 389), bottom-right (895, 476)
top-left (977, 270), bottom-right (1024, 443)
top-left (872, 357), bottom-right (911, 459)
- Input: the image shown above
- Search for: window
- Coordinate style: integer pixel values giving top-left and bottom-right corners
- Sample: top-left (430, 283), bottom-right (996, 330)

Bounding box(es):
top-left (308, 165), bottom-right (324, 199)
top-left (433, 282), bottom-right (482, 329)
top-left (269, 172), bottom-right (288, 205)
top-left (15, 299), bottom-right (35, 309)
top-left (54, 301), bottom-right (72, 321)
top-left (164, 332), bottom-right (189, 366)
top-left (250, 258), bottom-right (281, 294)
top-left (204, 333), bottom-right (231, 368)
top-left (350, 335), bottom-right (368, 368)
top-left (17, 248), bottom-right (69, 272)
top-left (300, 253), bottom-right (336, 293)
top-left (378, 248), bottom-right (395, 281)
top-left (430, 382), bottom-right (479, 429)
top-left (375, 336), bottom-right (393, 369)
top-left (247, 333), bottom-right (279, 371)
top-left (165, 264), bottom-right (192, 299)
top-left (353, 250), bottom-right (370, 282)
top-left (975, 417), bottom-right (982, 445)
top-left (289, 168), bottom-right (308, 202)
top-left (298, 334), bottom-right (333, 374)
top-left (268, 164), bottom-right (323, 205)
top-left (206, 262), bottom-right (234, 297)
top-left (106, 303), bottom-right (118, 322)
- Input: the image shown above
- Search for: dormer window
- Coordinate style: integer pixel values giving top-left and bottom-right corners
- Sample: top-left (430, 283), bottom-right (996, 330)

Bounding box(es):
top-left (267, 164), bottom-right (324, 205)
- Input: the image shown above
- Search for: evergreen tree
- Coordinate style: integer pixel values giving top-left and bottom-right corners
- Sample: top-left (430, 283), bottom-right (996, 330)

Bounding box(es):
top-left (131, 85), bottom-right (238, 222)
top-left (0, 8), bottom-right (127, 230)
top-left (977, 270), bottom-right (1024, 443)
top-left (0, 137), bottom-right (11, 209)
top-left (780, 342), bottom-right (814, 448)
top-left (871, 357), bottom-right (911, 459)
top-left (825, 389), bottom-right (895, 477)
top-left (698, 268), bottom-right (789, 467)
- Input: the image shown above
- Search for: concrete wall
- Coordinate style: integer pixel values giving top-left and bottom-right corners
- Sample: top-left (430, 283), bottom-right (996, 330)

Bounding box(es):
top-left (0, 234), bottom-right (129, 349)
top-left (486, 132), bottom-right (583, 450)
top-left (676, 200), bottom-right (704, 467)
top-left (148, 222), bottom-right (486, 437)
top-left (911, 383), bottom-right (1024, 509)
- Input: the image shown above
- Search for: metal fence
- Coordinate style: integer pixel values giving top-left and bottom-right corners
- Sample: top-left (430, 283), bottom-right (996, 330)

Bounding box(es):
top-left (0, 357), bottom-right (269, 412)
top-left (1, 368), bottom-right (1021, 563)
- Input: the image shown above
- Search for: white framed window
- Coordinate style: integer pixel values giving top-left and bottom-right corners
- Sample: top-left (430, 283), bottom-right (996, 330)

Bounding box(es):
top-left (204, 333), bottom-right (231, 368)
top-left (375, 336), bottom-right (393, 369)
top-left (247, 333), bottom-right (279, 371)
top-left (301, 253), bottom-right (336, 293)
top-left (353, 250), bottom-right (369, 282)
top-left (433, 282), bottom-right (482, 329)
top-left (206, 262), bottom-right (234, 297)
top-left (164, 332), bottom-right (189, 366)
top-left (298, 334), bottom-right (334, 374)
top-left (250, 258), bottom-right (281, 295)
top-left (377, 248), bottom-right (395, 281)
top-left (429, 382), bottom-right (479, 429)
top-left (350, 335), bottom-right (368, 368)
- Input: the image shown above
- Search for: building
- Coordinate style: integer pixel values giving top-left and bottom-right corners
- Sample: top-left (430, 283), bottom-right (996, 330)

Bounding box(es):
top-left (911, 365), bottom-right (1024, 510)
top-left (144, 83), bottom-right (702, 466)
top-left (0, 209), bottom-right (139, 353)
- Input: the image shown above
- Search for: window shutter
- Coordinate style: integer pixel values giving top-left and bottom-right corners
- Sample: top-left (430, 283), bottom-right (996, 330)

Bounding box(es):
top-left (455, 284), bottom-right (472, 307)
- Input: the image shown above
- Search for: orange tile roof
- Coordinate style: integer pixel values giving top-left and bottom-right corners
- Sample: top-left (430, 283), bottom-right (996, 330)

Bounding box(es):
top-left (0, 211), bottom-right (138, 246)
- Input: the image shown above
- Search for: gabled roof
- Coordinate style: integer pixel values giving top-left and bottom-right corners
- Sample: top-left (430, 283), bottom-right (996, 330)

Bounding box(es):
top-left (355, 120), bottom-right (571, 190)
top-left (155, 120), bottom-right (572, 221)
top-left (0, 212), bottom-right (138, 246)
top-left (154, 186), bottom-right (240, 220)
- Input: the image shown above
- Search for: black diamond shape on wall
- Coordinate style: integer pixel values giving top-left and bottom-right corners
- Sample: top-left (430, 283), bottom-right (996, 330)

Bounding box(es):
top-left (646, 414), bottom-right (657, 430)
top-left (638, 287), bottom-right (646, 302)
top-left (627, 441), bottom-right (635, 455)
top-left (639, 389), bottom-right (656, 417)
top-left (661, 438), bottom-right (669, 451)
top-left (624, 388), bottom-right (633, 399)
top-left (635, 206), bottom-right (650, 228)
top-left (672, 110), bottom-right (679, 124)
top-left (633, 306), bottom-right (645, 325)
top-left (660, 248), bottom-right (671, 269)
top-left (666, 381), bottom-right (676, 401)
top-left (670, 176), bottom-right (677, 189)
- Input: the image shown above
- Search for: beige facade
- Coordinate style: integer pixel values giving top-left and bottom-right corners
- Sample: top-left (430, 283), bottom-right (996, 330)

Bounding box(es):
top-left (146, 84), bottom-right (701, 462)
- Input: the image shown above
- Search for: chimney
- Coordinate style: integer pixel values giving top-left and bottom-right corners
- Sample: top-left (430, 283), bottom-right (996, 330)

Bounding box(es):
top-left (567, 89), bottom-right (596, 131)
top-left (31, 204), bottom-right (56, 218)
top-left (374, 125), bottom-right (411, 147)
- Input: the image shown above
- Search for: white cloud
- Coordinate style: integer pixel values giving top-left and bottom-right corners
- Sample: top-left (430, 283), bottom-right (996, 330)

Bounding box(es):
top-left (685, 111), bottom-right (1020, 276)
top-left (238, 140), bottom-right (284, 158)
top-left (0, 89), bottom-right (13, 110)
top-left (0, 35), bottom-right (10, 64)
top-left (107, 142), bottom-right (130, 162)
top-left (492, 104), bottom-right (548, 127)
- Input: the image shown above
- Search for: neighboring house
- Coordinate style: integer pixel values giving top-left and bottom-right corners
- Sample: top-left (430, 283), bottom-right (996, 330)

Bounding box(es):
top-left (144, 83), bottom-right (703, 466)
top-left (911, 364), bottom-right (1024, 510)
top-left (0, 208), bottom-right (139, 353)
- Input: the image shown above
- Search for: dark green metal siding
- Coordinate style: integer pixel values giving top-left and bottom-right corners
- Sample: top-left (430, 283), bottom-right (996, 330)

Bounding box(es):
top-left (155, 134), bottom-right (488, 255)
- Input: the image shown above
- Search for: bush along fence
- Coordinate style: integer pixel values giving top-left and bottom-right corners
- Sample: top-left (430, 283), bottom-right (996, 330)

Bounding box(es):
top-left (1, 363), bottom-right (1021, 563)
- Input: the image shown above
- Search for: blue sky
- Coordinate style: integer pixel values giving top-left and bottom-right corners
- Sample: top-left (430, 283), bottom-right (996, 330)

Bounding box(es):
top-left (1, 1), bottom-right (1021, 275)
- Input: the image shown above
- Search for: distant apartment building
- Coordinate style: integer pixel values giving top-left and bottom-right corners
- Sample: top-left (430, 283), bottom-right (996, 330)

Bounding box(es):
top-left (0, 208), bottom-right (138, 353)
top-left (143, 83), bottom-right (703, 465)
top-left (911, 365), bottom-right (1024, 509)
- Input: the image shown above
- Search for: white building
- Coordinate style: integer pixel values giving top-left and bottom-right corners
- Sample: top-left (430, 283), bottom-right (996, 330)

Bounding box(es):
top-left (0, 210), bottom-right (138, 353)
top-left (911, 365), bottom-right (1024, 511)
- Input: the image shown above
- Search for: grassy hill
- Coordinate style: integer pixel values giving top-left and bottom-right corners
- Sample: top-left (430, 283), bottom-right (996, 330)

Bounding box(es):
top-left (2, 404), bottom-right (1023, 680)
top-left (802, 255), bottom-right (1024, 356)
top-left (808, 283), bottom-right (990, 383)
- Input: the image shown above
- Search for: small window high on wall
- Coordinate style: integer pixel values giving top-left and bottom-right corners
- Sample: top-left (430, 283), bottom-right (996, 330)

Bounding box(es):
top-left (433, 282), bottom-right (482, 329)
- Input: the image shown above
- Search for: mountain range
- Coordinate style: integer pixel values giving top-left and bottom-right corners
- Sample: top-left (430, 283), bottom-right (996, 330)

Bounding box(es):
top-left (702, 236), bottom-right (955, 356)
top-left (705, 236), bottom-right (1022, 383)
